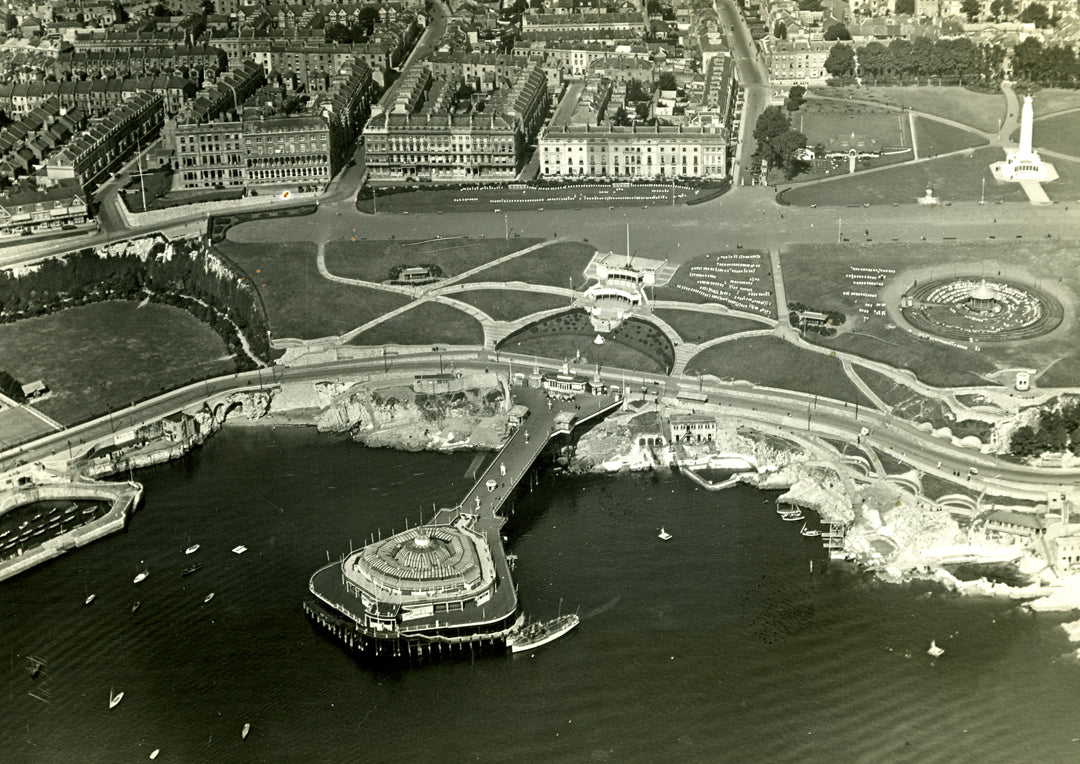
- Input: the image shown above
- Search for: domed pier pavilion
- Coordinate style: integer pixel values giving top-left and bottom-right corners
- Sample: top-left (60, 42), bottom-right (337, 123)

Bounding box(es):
top-left (306, 386), bottom-right (623, 661)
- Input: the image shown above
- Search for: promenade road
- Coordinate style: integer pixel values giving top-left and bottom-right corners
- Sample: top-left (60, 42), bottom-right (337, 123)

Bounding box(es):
top-left (5, 352), bottom-right (1078, 503)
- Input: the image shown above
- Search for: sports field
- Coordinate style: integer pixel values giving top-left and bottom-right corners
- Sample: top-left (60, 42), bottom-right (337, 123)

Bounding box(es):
top-left (795, 103), bottom-right (909, 153)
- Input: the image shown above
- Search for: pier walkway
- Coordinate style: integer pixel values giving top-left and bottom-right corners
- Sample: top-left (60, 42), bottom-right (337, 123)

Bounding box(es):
top-left (308, 387), bottom-right (621, 643)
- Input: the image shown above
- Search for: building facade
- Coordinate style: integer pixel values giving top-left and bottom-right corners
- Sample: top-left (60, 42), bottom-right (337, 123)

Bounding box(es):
top-left (539, 123), bottom-right (727, 178)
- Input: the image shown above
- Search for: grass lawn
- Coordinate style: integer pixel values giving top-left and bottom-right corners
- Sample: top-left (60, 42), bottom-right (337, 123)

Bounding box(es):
top-left (812, 87), bottom-right (1005, 133)
top-left (683, 336), bottom-right (874, 406)
top-left (323, 237), bottom-right (543, 283)
top-left (349, 302), bottom-right (484, 347)
top-left (653, 309), bottom-right (770, 343)
top-left (458, 241), bottom-right (596, 288)
top-left (794, 101), bottom-right (910, 152)
top-left (216, 240), bottom-right (410, 340)
top-left (780, 241), bottom-right (1080, 387)
top-left (854, 364), bottom-right (992, 440)
top-left (450, 289), bottom-right (571, 321)
top-left (653, 250), bottom-right (775, 318)
top-left (1031, 88), bottom-right (1080, 119)
top-left (209, 204), bottom-right (318, 243)
top-left (497, 310), bottom-right (674, 374)
top-left (780, 146), bottom-right (1028, 206)
top-left (1026, 111), bottom-right (1080, 157)
top-left (913, 117), bottom-right (989, 156)
top-left (0, 406), bottom-right (54, 446)
top-left (0, 301), bottom-right (236, 426)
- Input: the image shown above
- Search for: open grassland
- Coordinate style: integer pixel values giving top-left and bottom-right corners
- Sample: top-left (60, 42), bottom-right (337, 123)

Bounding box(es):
top-left (0, 407), bottom-right (54, 446)
top-left (812, 87), bottom-right (1004, 133)
top-left (498, 310), bottom-right (674, 374)
top-left (912, 117), bottom-right (989, 156)
top-left (781, 241), bottom-right (1080, 387)
top-left (653, 251), bottom-right (775, 318)
top-left (1026, 112), bottom-right (1080, 157)
top-left (323, 237), bottom-right (543, 283)
top-left (458, 241), bottom-right (596, 288)
top-left (780, 147), bottom-right (1028, 206)
top-left (653, 309), bottom-right (771, 344)
top-left (450, 289), bottom-right (571, 321)
top-left (0, 301), bottom-right (235, 426)
top-left (216, 241), bottom-right (410, 340)
top-left (684, 336), bottom-right (875, 406)
top-left (349, 302), bottom-right (484, 347)
top-left (794, 101), bottom-right (909, 152)
top-left (1030, 88), bottom-right (1080, 118)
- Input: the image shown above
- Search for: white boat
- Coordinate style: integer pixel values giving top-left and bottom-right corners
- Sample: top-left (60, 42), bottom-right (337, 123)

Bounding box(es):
top-left (85, 594), bottom-right (96, 605)
top-left (203, 592), bottom-right (215, 604)
top-left (185, 544), bottom-right (200, 555)
top-left (242, 723), bottom-right (251, 740)
top-left (109, 688), bottom-right (124, 709)
top-left (800, 523), bottom-right (821, 537)
top-left (781, 511), bottom-right (804, 522)
top-left (928, 640), bottom-right (945, 658)
top-left (658, 527), bottom-right (672, 541)
top-left (231, 545), bottom-right (248, 555)
top-left (133, 570), bottom-right (149, 584)
top-left (150, 749), bottom-right (160, 760)
top-left (508, 613), bottom-right (580, 653)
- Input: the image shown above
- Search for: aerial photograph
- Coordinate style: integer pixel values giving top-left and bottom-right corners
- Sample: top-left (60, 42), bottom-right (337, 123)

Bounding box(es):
top-left (3, 0), bottom-right (1080, 759)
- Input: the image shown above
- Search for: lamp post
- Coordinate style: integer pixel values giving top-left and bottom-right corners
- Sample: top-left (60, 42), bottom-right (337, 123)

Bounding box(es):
top-left (504, 213), bottom-right (509, 240)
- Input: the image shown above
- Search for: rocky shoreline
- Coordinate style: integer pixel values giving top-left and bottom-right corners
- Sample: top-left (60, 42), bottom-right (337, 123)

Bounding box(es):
top-left (224, 377), bottom-right (1080, 638)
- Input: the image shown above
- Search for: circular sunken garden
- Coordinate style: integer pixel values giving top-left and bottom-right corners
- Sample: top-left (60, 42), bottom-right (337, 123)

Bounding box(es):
top-left (901, 277), bottom-right (1062, 342)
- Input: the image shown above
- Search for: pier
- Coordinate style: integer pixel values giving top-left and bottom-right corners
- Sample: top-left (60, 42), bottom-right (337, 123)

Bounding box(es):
top-left (306, 385), bottom-right (621, 659)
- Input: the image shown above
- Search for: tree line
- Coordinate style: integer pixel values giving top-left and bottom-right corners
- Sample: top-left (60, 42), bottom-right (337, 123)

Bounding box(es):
top-left (1010, 399), bottom-right (1080, 458)
top-left (0, 236), bottom-right (272, 371)
top-left (824, 37), bottom-right (1005, 84)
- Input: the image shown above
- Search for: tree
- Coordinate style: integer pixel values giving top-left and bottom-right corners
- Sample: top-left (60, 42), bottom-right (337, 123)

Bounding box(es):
top-left (152, 3), bottom-right (169, 16)
top-left (1019, 2), bottom-right (1051, 27)
top-left (4, 12), bottom-right (16, 31)
top-left (0, 370), bottom-right (25, 403)
top-left (775, 129), bottom-right (809, 177)
top-left (989, 0), bottom-right (1015, 19)
top-left (325, 23), bottom-right (351, 43)
top-left (823, 22), bottom-right (850, 40)
top-left (612, 106), bottom-right (631, 126)
top-left (960, 0), bottom-right (980, 21)
top-left (113, 1), bottom-right (129, 23)
top-left (785, 84), bottom-right (806, 110)
top-left (774, 20), bottom-right (787, 39)
top-left (657, 71), bottom-right (677, 91)
top-left (894, 0), bottom-right (915, 13)
top-left (824, 43), bottom-right (856, 78)
top-left (797, 0), bottom-right (822, 9)
top-left (201, 0), bottom-right (215, 14)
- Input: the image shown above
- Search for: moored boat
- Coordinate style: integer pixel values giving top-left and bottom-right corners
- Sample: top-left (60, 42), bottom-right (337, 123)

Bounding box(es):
top-left (658, 527), bottom-right (672, 541)
top-left (242, 723), bottom-right (251, 740)
top-left (85, 594), bottom-right (96, 605)
top-left (507, 613), bottom-right (580, 653)
top-left (185, 544), bottom-right (200, 555)
top-left (800, 522), bottom-right (821, 537)
top-left (203, 592), bottom-right (215, 604)
top-left (133, 569), bottom-right (149, 584)
top-left (109, 688), bottom-right (124, 709)
top-left (928, 640), bottom-right (945, 658)
top-left (231, 545), bottom-right (248, 555)
top-left (181, 563), bottom-right (203, 577)
top-left (781, 511), bottom-right (804, 521)
top-left (131, 601), bottom-right (141, 614)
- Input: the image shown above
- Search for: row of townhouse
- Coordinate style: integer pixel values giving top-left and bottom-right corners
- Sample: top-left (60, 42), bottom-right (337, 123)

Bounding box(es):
top-left (511, 38), bottom-right (653, 78)
top-left (537, 72), bottom-right (729, 179)
top-left (0, 97), bottom-right (86, 182)
top-left (212, 33), bottom-right (395, 74)
top-left (46, 91), bottom-right (166, 193)
top-left (172, 57), bottom-right (377, 193)
top-left (764, 38), bottom-right (834, 86)
top-left (173, 60), bottom-right (266, 125)
top-left (52, 46), bottom-right (228, 80)
top-left (521, 11), bottom-right (648, 35)
top-left (0, 76), bottom-right (194, 119)
top-left (363, 63), bottom-right (549, 181)
top-left (425, 51), bottom-right (563, 95)
top-left (72, 29), bottom-right (192, 51)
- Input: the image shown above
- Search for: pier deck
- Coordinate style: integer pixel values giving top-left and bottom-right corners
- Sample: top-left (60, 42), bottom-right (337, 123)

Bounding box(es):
top-left (309, 387), bottom-right (621, 639)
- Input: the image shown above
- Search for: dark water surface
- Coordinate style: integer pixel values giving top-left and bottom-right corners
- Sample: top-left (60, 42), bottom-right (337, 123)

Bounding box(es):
top-left (2, 427), bottom-right (1079, 763)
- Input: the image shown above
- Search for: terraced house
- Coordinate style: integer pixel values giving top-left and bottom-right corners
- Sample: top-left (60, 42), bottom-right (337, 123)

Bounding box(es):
top-left (363, 63), bottom-right (548, 181)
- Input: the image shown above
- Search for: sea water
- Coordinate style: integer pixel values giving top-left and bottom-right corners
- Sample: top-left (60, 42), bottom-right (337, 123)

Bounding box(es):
top-left (1, 426), bottom-right (1078, 763)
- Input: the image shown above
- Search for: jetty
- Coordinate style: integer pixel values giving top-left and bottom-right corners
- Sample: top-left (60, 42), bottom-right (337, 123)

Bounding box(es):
top-left (306, 385), bottom-right (621, 660)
